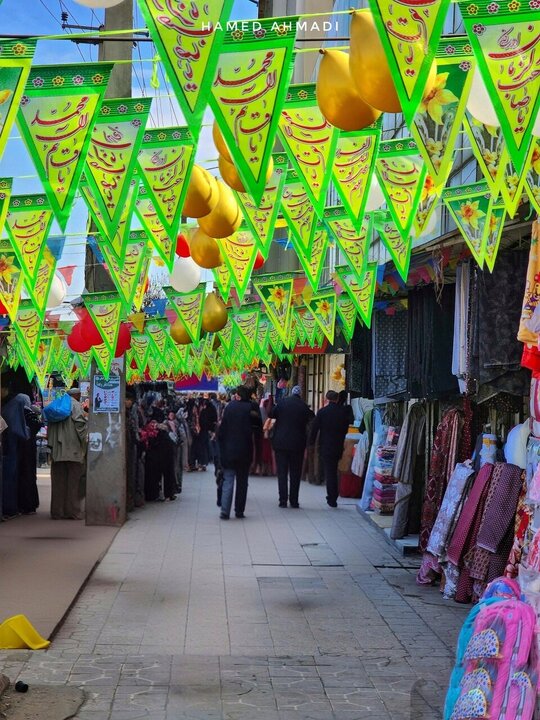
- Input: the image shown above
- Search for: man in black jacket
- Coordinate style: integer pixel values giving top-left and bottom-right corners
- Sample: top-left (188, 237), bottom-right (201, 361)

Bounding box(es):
top-left (217, 385), bottom-right (262, 519)
top-left (270, 386), bottom-right (314, 508)
top-left (309, 390), bottom-right (350, 508)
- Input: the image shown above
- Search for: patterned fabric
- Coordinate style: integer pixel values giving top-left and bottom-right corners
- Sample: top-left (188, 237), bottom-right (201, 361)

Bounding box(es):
top-left (476, 463), bottom-right (523, 553)
top-left (419, 408), bottom-right (464, 552)
top-left (427, 463), bottom-right (475, 558)
top-left (505, 480), bottom-right (532, 578)
top-left (372, 309), bottom-right (408, 400)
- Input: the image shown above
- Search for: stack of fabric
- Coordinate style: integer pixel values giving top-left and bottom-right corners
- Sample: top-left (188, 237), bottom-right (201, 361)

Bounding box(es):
top-left (370, 430), bottom-right (400, 513)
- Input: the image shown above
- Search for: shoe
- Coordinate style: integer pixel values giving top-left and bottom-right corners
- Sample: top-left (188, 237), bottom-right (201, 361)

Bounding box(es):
top-left (279, 502), bottom-right (287, 508)
top-left (220, 513), bottom-right (229, 520)
top-left (235, 512), bottom-right (245, 519)
top-left (290, 503), bottom-right (300, 509)
top-left (327, 500), bottom-right (338, 508)
top-left (167, 495), bottom-right (176, 501)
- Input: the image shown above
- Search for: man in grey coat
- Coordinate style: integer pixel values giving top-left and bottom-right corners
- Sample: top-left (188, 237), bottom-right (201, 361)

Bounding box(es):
top-left (47, 388), bottom-right (88, 519)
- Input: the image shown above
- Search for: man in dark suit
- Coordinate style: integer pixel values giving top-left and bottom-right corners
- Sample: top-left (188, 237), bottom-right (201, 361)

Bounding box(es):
top-left (217, 385), bottom-right (262, 519)
top-left (270, 385), bottom-right (314, 508)
top-left (309, 390), bottom-right (350, 508)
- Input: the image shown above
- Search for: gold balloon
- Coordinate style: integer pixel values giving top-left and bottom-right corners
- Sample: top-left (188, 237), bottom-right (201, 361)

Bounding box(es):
top-left (349, 10), bottom-right (437, 114)
top-left (317, 49), bottom-right (382, 131)
top-left (190, 229), bottom-right (223, 269)
top-left (182, 165), bottom-right (219, 218)
top-left (201, 293), bottom-right (228, 333)
top-left (218, 155), bottom-right (275, 193)
top-left (198, 181), bottom-right (242, 239)
top-left (212, 121), bottom-right (231, 161)
top-left (170, 318), bottom-right (193, 345)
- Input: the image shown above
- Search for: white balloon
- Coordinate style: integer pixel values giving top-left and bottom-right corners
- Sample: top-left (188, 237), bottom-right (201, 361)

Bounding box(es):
top-left (364, 175), bottom-right (385, 212)
top-left (46, 274), bottom-right (66, 309)
top-left (170, 256), bottom-right (201, 293)
top-left (467, 68), bottom-right (500, 128)
top-left (74, 0), bottom-right (124, 7)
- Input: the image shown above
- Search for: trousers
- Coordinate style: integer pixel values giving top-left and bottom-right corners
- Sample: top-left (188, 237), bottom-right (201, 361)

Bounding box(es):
top-left (220, 460), bottom-right (251, 517)
top-left (51, 461), bottom-right (83, 519)
top-left (275, 449), bottom-right (304, 505)
top-left (322, 454), bottom-right (341, 505)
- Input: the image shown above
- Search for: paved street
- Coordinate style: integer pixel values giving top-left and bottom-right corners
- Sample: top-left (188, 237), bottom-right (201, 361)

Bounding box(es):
top-left (0, 471), bottom-right (468, 719)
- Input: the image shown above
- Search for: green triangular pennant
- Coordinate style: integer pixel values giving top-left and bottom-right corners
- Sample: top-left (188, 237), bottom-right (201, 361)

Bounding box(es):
top-left (297, 307), bottom-right (319, 346)
top-left (85, 98), bottom-right (151, 241)
top-left (292, 307), bottom-right (307, 345)
top-left (210, 18), bottom-right (297, 206)
top-left (335, 263), bottom-right (378, 329)
top-left (526, 141), bottom-right (540, 216)
top-left (134, 184), bottom-right (176, 271)
top-left (131, 331), bottom-right (151, 373)
top-left (366, 0), bottom-right (452, 126)
top-left (33, 333), bottom-right (56, 388)
top-left (82, 177), bottom-right (139, 263)
top-left (459, 0), bottom-right (540, 174)
top-left (17, 63), bottom-right (112, 230)
top-left (485, 203), bottom-right (506, 273)
top-left (375, 138), bottom-right (427, 242)
top-left (413, 175), bottom-right (442, 236)
top-left (25, 247), bottom-right (56, 321)
top-left (101, 237), bottom-right (149, 312)
top-left (290, 224), bottom-right (328, 293)
top-left (217, 320), bottom-right (234, 357)
top-left (375, 213), bottom-right (413, 282)
top-left (267, 324), bottom-right (284, 355)
top-left (91, 343), bottom-right (114, 379)
top-left (332, 125), bottom-right (381, 230)
top-left (5, 194), bottom-right (54, 285)
top-left (325, 208), bottom-right (371, 283)
top-left (147, 317), bottom-right (170, 356)
top-left (411, 38), bottom-right (475, 187)
top-left (163, 284), bottom-right (205, 344)
top-left (138, 127), bottom-right (195, 239)
top-left (231, 305), bottom-right (260, 356)
top-left (337, 295), bottom-right (358, 344)
top-left (235, 153), bottom-right (288, 256)
top-left (0, 40), bottom-right (36, 161)
top-left (216, 229), bottom-right (259, 303)
top-left (14, 299), bottom-right (43, 364)
top-left (0, 178), bottom-right (13, 235)
top-left (280, 168), bottom-right (318, 255)
top-left (0, 237), bottom-right (24, 322)
top-left (85, 291), bottom-right (124, 353)
top-left (305, 290), bottom-right (337, 344)
top-left (253, 272), bottom-right (296, 347)
top-left (463, 113), bottom-right (506, 195)
top-left (443, 181), bottom-right (492, 268)
top-left (136, 0), bottom-right (233, 136)
top-left (212, 263), bottom-right (233, 304)
top-left (278, 84), bottom-right (339, 215)
top-left (499, 146), bottom-right (531, 219)
top-left (75, 349), bottom-right (93, 379)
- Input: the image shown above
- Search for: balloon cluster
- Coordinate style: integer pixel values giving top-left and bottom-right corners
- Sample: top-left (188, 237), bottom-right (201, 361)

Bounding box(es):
top-left (316, 10), bottom-right (437, 131)
top-left (67, 310), bottom-right (132, 358)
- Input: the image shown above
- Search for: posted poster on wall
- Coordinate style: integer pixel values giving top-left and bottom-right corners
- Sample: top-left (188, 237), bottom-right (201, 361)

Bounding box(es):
top-left (92, 373), bottom-right (121, 413)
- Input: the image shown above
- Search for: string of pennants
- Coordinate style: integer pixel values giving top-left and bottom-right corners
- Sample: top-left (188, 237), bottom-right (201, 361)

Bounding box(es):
top-left (0, 0), bottom-right (539, 384)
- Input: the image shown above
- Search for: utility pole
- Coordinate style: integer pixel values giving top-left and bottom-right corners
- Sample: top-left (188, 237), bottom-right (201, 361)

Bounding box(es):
top-left (85, 0), bottom-right (133, 527)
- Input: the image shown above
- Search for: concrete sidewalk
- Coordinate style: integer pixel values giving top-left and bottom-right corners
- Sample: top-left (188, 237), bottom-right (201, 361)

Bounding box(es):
top-left (0, 469), bottom-right (467, 719)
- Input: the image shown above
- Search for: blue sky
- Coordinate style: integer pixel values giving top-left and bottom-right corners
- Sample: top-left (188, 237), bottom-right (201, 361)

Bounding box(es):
top-left (0, 0), bottom-right (258, 303)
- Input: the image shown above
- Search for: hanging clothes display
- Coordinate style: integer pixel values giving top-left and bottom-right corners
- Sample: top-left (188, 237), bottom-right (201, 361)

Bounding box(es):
top-left (470, 247), bottom-right (530, 396)
top-left (407, 284), bottom-right (457, 399)
top-left (390, 402), bottom-right (427, 539)
top-left (370, 428), bottom-right (400, 514)
top-left (419, 407), bottom-right (465, 552)
top-left (347, 322), bottom-right (373, 398)
top-left (452, 262), bottom-right (471, 394)
top-left (371, 308), bottom-right (407, 400)
top-left (358, 408), bottom-right (386, 512)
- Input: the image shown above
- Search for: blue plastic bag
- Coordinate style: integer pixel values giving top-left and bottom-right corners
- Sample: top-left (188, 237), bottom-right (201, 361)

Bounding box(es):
top-left (43, 394), bottom-right (71, 423)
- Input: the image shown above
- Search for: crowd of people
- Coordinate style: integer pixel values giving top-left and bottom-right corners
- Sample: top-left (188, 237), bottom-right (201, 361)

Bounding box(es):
top-left (1, 371), bottom-right (355, 522)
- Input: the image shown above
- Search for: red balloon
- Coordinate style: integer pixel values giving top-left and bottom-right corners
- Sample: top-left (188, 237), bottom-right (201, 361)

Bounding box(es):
top-left (254, 251), bottom-right (265, 270)
top-left (114, 324), bottom-right (132, 357)
top-left (176, 232), bottom-right (190, 258)
top-left (80, 311), bottom-right (103, 346)
top-left (67, 323), bottom-right (92, 353)
top-left (0, 300), bottom-right (8, 316)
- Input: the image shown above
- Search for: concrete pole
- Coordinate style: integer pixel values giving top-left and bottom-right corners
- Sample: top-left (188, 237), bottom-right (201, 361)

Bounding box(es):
top-left (85, 0), bottom-right (133, 526)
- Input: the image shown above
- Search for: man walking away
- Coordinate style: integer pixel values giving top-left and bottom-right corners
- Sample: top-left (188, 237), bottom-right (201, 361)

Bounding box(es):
top-left (309, 390), bottom-right (350, 508)
top-left (270, 385), bottom-right (314, 508)
top-left (48, 388), bottom-right (88, 519)
top-left (217, 386), bottom-right (262, 519)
